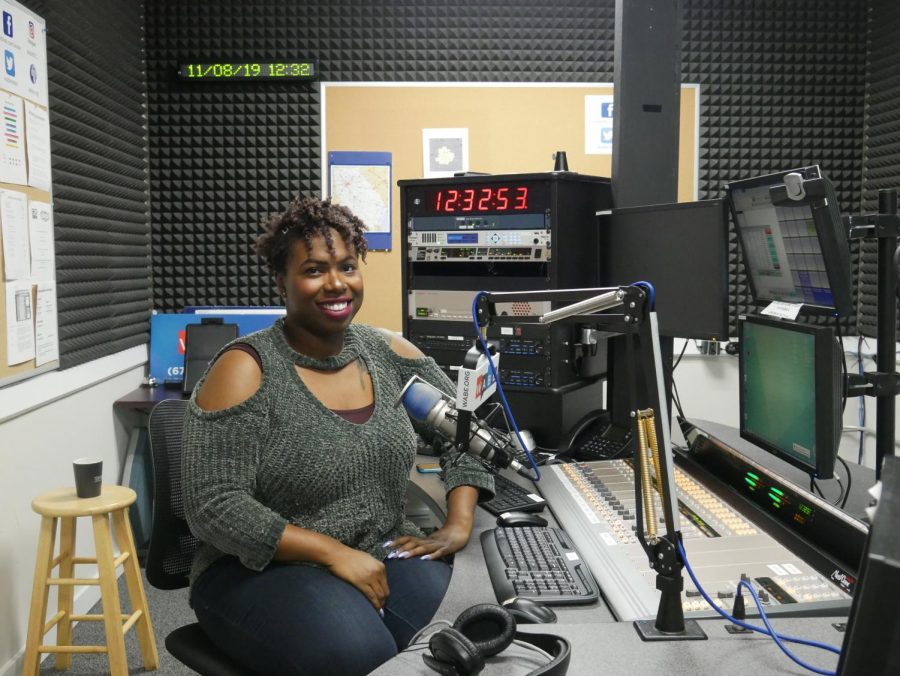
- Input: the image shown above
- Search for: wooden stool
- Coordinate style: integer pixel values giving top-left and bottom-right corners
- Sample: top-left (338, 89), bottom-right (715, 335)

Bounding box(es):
top-left (23, 485), bottom-right (159, 675)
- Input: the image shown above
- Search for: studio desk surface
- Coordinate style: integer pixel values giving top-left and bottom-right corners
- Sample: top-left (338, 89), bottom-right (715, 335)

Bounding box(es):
top-left (385, 423), bottom-right (869, 676)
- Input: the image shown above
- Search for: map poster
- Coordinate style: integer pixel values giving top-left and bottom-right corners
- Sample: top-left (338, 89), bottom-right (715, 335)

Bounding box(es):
top-left (328, 151), bottom-right (392, 251)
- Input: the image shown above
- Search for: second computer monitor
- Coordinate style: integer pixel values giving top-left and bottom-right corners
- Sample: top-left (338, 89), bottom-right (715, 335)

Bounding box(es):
top-left (725, 165), bottom-right (853, 317)
top-left (600, 199), bottom-right (730, 340)
top-left (739, 314), bottom-right (841, 480)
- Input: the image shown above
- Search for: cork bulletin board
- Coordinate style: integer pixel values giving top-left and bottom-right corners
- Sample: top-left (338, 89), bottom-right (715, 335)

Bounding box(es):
top-left (322, 83), bottom-right (699, 332)
top-left (0, 0), bottom-right (56, 387)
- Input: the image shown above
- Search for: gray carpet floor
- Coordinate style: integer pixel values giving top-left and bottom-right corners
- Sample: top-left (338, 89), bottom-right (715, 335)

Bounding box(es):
top-left (38, 570), bottom-right (198, 675)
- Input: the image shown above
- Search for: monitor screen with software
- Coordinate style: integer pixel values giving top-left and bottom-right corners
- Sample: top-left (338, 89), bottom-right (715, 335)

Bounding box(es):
top-left (739, 314), bottom-right (841, 480)
top-left (725, 165), bottom-right (853, 317)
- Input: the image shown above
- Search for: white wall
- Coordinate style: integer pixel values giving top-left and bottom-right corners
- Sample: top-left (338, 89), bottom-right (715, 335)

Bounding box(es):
top-left (0, 347), bottom-right (146, 676)
top-left (670, 347), bottom-right (741, 432)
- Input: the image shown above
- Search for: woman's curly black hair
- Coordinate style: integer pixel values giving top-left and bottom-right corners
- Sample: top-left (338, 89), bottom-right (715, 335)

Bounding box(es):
top-left (255, 196), bottom-right (369, 275)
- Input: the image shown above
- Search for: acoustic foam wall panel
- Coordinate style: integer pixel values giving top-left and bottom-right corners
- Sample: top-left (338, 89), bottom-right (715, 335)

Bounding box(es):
top-left (145, 0), bottom-right (866, 338)
top-left (145, 0), bottom-right (615, 312)
top-left (860, 0), bottom-right (900, 338)
top-left (30, 0), bottom-right (151, 368)
top-left (683, 0), bottom-right (866, 333)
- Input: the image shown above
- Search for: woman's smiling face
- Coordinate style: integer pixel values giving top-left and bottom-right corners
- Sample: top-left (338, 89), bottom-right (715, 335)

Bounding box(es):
top-left (277, 228), bottom-right (364, 341)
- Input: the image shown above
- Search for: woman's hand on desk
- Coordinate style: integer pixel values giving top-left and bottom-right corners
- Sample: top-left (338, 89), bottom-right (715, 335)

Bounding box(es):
top-left (387, 484), bottom-right (479, 560)
top-left (386, 521), bottom-right (472, 561)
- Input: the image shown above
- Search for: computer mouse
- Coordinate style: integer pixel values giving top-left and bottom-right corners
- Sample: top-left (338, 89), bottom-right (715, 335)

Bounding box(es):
top-left (503, 597), bottom-right (557, 624)
top-left (496, 511), bottom-right (549, 528)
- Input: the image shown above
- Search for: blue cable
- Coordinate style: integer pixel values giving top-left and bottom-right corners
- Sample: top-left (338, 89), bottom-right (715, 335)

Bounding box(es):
top-left (630, 280), bottom-right (655, 309)
top-left (470, 291), bottom-right (540, 480)
top-left (677, 541), bottom-right (841, 675)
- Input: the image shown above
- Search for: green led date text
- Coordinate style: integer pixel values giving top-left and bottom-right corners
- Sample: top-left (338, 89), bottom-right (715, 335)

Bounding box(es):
top-left (178, 62), bottom-right (317, 81)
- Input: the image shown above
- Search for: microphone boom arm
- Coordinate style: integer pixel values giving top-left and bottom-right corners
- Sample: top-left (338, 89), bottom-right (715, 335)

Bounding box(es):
top-left (474, 285), bottom-right (706, 641)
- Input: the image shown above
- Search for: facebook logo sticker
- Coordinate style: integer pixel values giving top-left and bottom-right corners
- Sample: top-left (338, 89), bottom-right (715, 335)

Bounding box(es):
top-left (601, 128), bottom-right (613, 144)
top-left (2, 12), bottom-right (12, 38)
top-left (601, 102), bottom-right (614, 118)
top-left (4, 50), bottom-right (14, 77)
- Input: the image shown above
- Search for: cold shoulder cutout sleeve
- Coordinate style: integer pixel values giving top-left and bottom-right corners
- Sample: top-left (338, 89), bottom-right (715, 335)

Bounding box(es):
top-left (182, 389), bottom-right (287, 573)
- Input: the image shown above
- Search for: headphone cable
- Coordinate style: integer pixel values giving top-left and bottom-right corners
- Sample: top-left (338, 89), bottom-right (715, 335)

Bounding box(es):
top-left (407, 619), bottom-right (453, 647)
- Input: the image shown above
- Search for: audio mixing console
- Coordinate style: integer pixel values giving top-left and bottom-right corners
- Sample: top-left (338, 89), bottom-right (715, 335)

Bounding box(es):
top-left (536, 459), bottom-right (853, 621)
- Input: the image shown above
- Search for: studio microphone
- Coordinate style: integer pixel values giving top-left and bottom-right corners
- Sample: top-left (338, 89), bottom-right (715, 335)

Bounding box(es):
top-left (399, 377), bottom-right (535, 479)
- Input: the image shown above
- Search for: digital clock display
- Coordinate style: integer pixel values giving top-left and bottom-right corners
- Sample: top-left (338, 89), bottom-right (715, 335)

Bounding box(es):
top-left (425, 185), bottom-right (532, 214)
top-left (178, 61), bottom-right (317, 81)
top-left (407, 180), bottom-right (551, 220)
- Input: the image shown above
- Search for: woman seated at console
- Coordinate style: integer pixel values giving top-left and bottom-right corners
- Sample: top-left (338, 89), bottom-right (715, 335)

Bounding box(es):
top-left (181, 196), bottom-right (494, 676)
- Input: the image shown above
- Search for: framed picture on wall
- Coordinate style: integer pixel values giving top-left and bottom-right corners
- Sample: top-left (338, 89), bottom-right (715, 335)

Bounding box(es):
top-left (422, 127), bottom-right (468, 178)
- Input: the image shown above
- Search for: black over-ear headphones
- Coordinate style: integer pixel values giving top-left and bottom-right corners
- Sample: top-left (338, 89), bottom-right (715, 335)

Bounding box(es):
top-left (422, 603), bottom-right (570, 676)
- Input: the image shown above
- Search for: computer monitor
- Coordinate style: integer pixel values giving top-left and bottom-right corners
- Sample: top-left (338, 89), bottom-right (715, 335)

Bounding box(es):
top-left (836, 456), bottom-right (900, 675)
top-left (739, 314), bottom-right (841, 480)
top-left (725, 166), bottom-right (853, 317)
top-left (600, 199), bottom-right (730, 341)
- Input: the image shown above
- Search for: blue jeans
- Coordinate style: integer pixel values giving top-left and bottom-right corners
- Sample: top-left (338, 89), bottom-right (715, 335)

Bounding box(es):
top-left (191, 555), bottom-right (452, 676)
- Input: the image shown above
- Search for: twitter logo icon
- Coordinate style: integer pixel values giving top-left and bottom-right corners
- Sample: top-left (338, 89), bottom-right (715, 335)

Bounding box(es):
top-left (4, 50), bottom-right (14, 77)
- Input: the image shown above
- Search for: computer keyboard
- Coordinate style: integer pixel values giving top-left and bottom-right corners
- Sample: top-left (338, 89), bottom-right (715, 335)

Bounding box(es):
top-left (481, 526), bottom-right (600, 605)
top-left (480, 473), bottom-right (546, 517)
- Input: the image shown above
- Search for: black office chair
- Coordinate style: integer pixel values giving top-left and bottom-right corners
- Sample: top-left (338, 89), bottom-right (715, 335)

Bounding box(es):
top-left (146, 398), bottom-right (248, 676)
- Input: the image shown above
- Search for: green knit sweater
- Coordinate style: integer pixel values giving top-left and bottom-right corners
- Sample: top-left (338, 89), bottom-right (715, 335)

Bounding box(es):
top-left (182, 320), bottom-right (494, 587)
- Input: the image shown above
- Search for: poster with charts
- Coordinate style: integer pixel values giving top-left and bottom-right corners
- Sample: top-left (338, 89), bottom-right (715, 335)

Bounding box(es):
top-left (0, 90), bottom-right (25, 184)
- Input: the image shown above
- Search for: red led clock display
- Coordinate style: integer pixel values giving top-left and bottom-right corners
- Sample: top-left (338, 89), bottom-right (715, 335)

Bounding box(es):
top-left (433, 186), bottom-right (529, 213)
